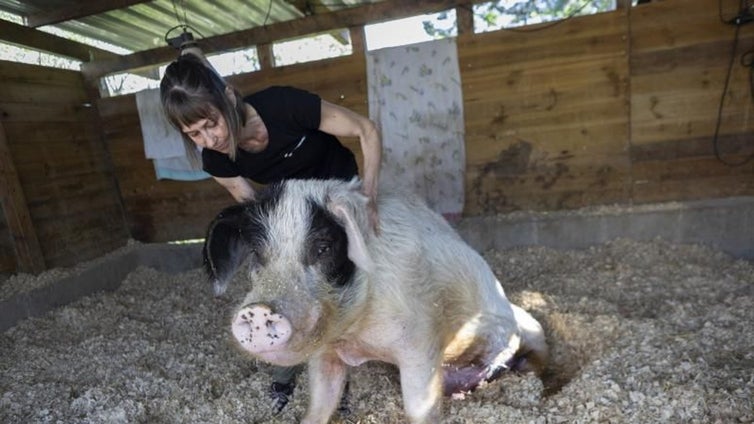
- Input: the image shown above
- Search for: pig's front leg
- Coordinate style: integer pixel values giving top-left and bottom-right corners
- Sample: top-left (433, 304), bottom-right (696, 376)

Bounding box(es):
top-left (301, 350), bottom-right (347, 424)
top-left (398, 354), bottom-right (443, 423)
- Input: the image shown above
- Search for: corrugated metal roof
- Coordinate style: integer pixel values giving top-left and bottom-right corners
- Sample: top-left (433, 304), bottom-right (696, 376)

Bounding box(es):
top-left (0, 0), bottom-right (381, 54)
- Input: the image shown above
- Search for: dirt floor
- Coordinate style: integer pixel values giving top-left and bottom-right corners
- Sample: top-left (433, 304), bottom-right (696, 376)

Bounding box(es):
top-left (1, 238), bottom-right (752, 424)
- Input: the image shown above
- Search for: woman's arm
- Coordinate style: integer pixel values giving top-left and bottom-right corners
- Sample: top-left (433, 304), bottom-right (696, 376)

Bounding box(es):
top-left (213, 176), bottom-right (256, 203)
top-left (319, 100), bottom-right (382, 231)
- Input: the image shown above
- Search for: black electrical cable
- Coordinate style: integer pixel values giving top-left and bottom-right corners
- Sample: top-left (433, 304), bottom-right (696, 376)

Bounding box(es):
top-left (164, 24), bottom-right (206, 49)
top-left (165, 0), bottom-right (211, 50)
top-left (164, 24), bottom-right (187, 47)
top-left (263, 0), bottom-right (273, 26)
top-left (170, 0), bottom-right (188, 26)
top-left (713, 0), bottom-right (754, 167)
top-left (166, 0), bottom-right (192, 49)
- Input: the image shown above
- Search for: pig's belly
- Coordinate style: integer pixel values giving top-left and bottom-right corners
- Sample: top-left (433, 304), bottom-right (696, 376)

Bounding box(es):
top-left (333, 340), bottom-right (395, 367)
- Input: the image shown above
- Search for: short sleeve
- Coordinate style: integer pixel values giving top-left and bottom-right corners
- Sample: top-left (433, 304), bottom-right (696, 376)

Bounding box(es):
top-left (202, 148), bottom-right (239, 178)
top-left (264, 86), bottom-right (322, 131)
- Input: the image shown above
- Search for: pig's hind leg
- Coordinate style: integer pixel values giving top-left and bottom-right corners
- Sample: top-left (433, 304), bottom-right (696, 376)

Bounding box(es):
top-left (441, 364), bottom-right (488, 395)
top-left (442, 306), bottom-right (548, 396)
top-left (479, 304), bottom-right (548, 383)
top-left (441, 346), bottom-right (535, 396)
top-left (440, 342), bottom-right (520, 396)
top-left (508, 303), bottom-right (548, 376)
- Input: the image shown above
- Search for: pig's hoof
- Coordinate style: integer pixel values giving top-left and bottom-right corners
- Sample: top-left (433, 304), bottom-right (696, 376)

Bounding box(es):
top-left (269, 381), bottom-right (295, 414)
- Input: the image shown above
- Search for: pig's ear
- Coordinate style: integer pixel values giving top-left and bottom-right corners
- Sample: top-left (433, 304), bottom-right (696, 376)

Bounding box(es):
top-left (203, 204), bottom-right (255, 297)
top-left (327, 185), bottom-right (374, 274)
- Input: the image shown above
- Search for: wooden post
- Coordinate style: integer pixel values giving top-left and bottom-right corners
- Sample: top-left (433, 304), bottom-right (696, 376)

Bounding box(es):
top-left (257, 43), bottom-right (275, 70)
top-left (83, 79), bottom-right (131, 242)
top-left (349, 26), bottom-right (365, 54)
top-left (616, 0), bottom-right (633, 10)
top-left (456, 2), bottom-right (474, 37)
top-left (0, 121), bottom-right (46, 273)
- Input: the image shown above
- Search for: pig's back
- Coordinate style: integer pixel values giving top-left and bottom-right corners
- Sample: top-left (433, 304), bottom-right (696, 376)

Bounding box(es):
top-left (371, 190), bottom-right (509, 314)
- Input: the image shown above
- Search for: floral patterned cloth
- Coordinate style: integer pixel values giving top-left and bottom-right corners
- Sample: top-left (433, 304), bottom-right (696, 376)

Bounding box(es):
top-left (366, 38), bottom-right (466, 219)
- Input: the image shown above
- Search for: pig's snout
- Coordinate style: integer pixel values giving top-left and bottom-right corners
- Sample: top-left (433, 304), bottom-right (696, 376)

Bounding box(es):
top-left (232, 304), bottom-right (292, 354)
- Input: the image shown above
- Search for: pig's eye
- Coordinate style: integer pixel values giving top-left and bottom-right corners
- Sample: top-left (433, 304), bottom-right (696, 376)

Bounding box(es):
top-left (315, 241), bottom-right (331, 257)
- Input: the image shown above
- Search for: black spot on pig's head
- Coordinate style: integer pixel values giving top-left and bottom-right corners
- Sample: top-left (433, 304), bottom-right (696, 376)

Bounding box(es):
top-left (203, 184), bottom-right (283, 296)
top-left (305, 199), bottom-right (354, 287)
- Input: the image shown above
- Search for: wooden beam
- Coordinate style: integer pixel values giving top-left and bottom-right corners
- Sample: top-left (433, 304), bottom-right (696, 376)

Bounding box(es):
top-left (0, 121), bottom-right (46, 273)
top-left (291, 0), bottom-right (351, 45)
top-left (0, 19), bottom-right (119, 62)
top-left (81, 0), bottom-right (471, 81)
top-left (26, 0), bottom-right (153, 28)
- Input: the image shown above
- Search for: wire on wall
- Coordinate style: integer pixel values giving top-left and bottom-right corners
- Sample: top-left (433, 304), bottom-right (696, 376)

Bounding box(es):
top-left (713, 0), bottom-right (754, 167)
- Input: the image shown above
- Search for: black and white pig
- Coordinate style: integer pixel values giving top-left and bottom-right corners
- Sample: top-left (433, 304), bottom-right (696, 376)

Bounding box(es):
top-left (204, 178), bottom-right (547, 424)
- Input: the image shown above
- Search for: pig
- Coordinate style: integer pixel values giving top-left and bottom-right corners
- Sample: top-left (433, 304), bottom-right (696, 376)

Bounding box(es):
top-left (203, 178), bottom-right (547, 424)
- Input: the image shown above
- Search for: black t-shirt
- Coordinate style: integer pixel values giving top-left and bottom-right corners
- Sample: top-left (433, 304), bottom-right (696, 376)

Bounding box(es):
top-left (202, 86), bottom-right (358, 184)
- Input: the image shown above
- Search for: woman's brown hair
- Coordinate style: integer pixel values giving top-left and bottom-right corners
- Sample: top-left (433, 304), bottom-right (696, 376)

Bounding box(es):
top-left (160, 54), bottom-right (246, 163)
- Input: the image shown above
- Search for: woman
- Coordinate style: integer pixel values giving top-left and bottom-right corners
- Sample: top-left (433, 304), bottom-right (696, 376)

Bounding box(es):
top-left (160, 53), bottom-right (381, 412)
top-left (160, 53), bottom-right (381, 230)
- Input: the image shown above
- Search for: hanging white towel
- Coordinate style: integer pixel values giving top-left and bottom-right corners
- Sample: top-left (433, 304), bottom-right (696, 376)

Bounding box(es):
top-left (153, 156), bottom-right (210, 181)
top-left (135, 88), bottom-right (186, 159)
top-left (135, 88), bottom-right (209, 181)
top-left (366, 38), bottom-right (466, 220)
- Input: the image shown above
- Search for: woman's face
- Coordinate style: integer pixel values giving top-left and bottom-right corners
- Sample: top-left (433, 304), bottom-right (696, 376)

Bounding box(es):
top-left (180, 109), bottom-right (231, 154)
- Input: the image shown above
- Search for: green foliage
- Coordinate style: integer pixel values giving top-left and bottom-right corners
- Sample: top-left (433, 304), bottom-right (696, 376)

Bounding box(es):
top-left (421, 10), bottom-right (457, 39)
top-left (480, 0), bottom-right (614, 25)
top-left (424, 0), bottom-right (616, 36)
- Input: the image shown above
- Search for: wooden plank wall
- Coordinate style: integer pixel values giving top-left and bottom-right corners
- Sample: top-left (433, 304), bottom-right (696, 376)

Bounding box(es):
top-left (630, 0), bottom-right (754, 202)
top-left (0, 201), bottom-right (15, 274)
top-left (101, 0), bottom-right (754, 243)
top-left (459, 10), bottom-right (631, 214)
top-left (460, 0), bottom-right (753, 215)
top-left (96, 93), bottom-right (228, 243)
top-left (0, 61), bottom-right (129, 273)
top-left (1, 119), bottom-right (45, 273)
